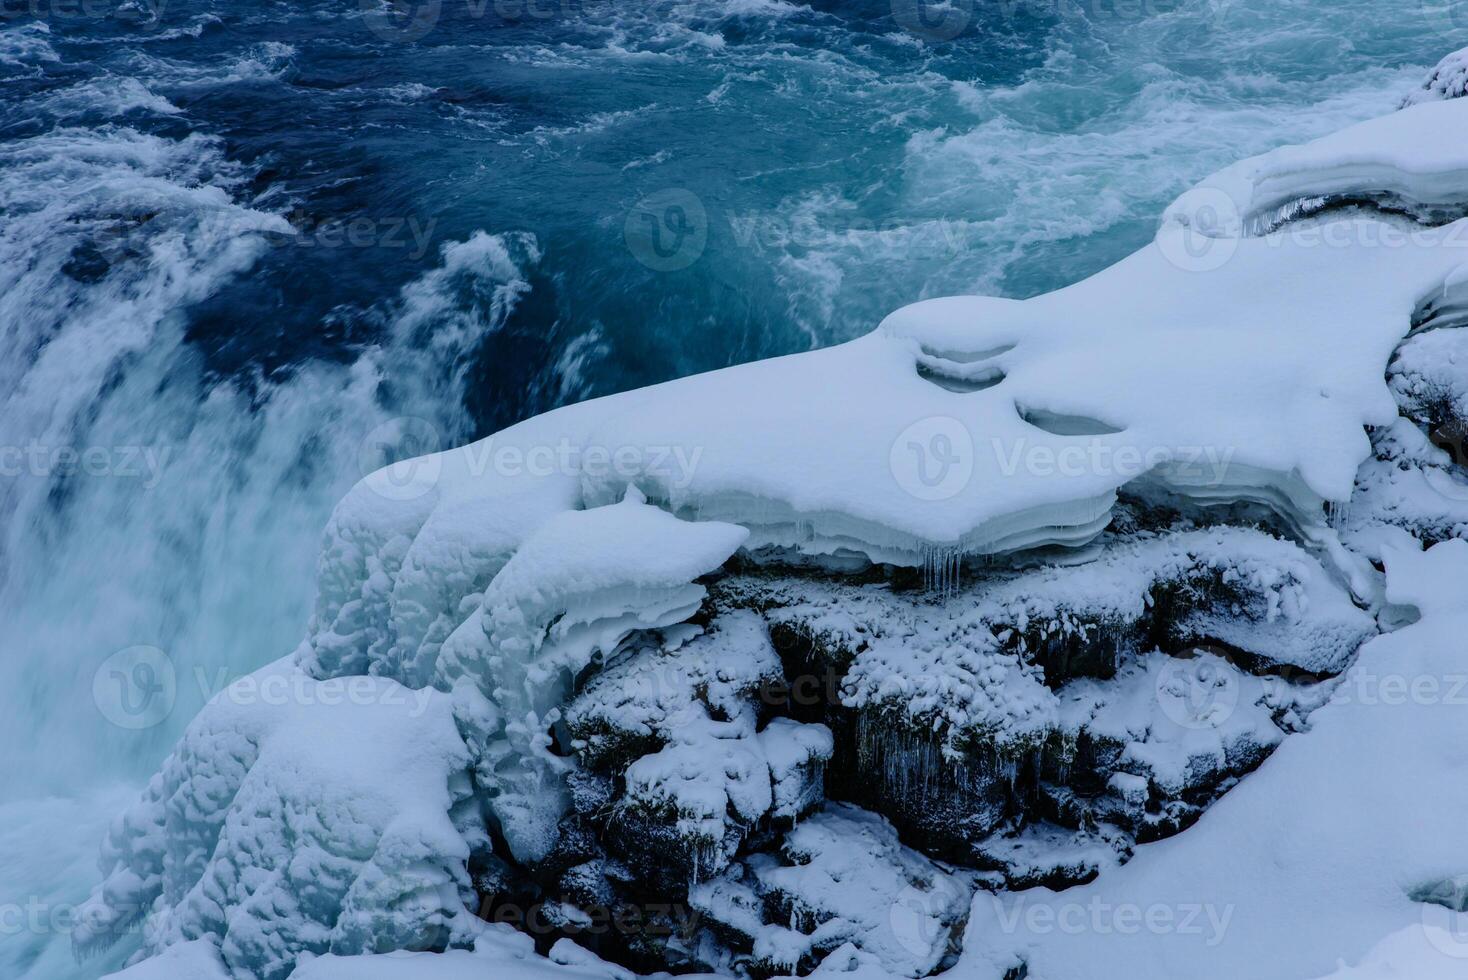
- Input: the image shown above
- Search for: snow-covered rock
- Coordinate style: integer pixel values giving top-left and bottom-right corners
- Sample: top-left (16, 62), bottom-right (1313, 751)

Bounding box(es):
top-left (79, 660), bottom-right (487, 980)
top-left (1403, 45), bottom-right (1468, 107)
top-left (91, 66), bottom-right (1468, 980)
top-left (565, 614), bottom-right (832, 886)
top-left (691, 803), bottom-right (969, 978)
top-left (960, 540), bottom-right (1468, 980)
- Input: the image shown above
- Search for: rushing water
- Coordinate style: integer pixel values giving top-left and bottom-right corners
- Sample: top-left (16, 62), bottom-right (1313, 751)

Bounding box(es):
top-left (0, 0), bottom-right (1462, 976)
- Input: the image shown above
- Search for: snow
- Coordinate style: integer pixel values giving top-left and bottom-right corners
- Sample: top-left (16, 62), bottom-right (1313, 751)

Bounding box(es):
top-left (959, 539), bottom-right (1468, 980)
top-left (444, 489), bottom-right (748, 865)
top-left (91, 68), bottom-right (1468, 980)
top-left (103, 941), bottom-right (230, 980)
top-left (288, 928), bottom-right (631, 980)
top-left (690, 803), bottom-right (970, 978)
top-left (293, 100), bottom-right (1468, 609)
top-left (1164, 96), bottom-right (1468, 238)
top-left (1402, 45), bottom-right (1468, 107)
top-left (80, 659), bottom-right (487, 980)
top-left (735, 524), bottom-right (1369, 754)
top-left (567, 613), bottom-right (832, 880)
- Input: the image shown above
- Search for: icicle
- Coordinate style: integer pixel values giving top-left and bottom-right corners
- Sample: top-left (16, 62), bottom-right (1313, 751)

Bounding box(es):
top-left (921, 545), bottom-right (963, 597)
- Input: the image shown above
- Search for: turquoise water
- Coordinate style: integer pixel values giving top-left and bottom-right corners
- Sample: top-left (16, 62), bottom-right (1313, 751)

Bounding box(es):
top-left (0, 0), bottom-right (1463, 976)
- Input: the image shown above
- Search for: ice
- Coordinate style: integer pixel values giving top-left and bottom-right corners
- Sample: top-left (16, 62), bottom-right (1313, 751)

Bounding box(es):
top-left (77, 660), bottom-right (487, 980)
top-left (443, 489), bottom-right (748, 865)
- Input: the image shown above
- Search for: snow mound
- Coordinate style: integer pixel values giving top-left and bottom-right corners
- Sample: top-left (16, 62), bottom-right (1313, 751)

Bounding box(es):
top-left (1389, 326), bottom-right (1468, 455)
top-left (78, 660), bottom-right (487, 980)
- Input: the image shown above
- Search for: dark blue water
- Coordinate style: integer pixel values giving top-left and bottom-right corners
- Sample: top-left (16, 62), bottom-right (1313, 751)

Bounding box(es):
top-left (0, 0), bottom-right (1461, 976)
